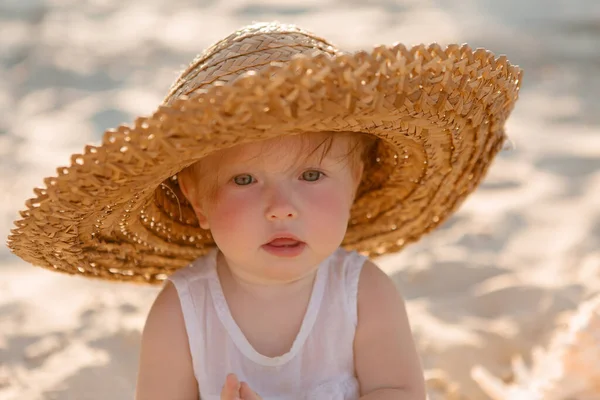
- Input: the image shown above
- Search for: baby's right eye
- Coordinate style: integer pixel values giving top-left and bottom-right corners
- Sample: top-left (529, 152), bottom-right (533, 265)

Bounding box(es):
top-left (233, 174), bottom-right (254, 186)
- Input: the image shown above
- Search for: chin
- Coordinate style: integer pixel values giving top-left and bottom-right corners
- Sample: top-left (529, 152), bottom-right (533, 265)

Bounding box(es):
top-left (259, 253), bottom-right (319, 275)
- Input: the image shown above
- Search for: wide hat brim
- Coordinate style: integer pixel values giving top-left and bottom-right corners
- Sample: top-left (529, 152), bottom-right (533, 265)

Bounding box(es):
top-left (7, 39), bottom-right (522, 284)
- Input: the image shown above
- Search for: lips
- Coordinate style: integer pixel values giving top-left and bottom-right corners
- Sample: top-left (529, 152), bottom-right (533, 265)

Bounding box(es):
top-left (262, 235), bottom-right (306, 257)
top-left (264, 234), bottom-right (305, 247)
top-left (267, 238), bottom-right (302, 247)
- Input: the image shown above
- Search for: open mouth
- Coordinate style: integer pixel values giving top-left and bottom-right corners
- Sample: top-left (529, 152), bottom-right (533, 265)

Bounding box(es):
top-left (262, 236), bottom-right (306, 257)
top-left (266, 238), bottom-right (303, 247)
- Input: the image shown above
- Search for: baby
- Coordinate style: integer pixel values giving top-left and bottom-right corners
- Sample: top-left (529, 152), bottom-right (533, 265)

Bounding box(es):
top-left (135, 132), bottom-right (425, 399)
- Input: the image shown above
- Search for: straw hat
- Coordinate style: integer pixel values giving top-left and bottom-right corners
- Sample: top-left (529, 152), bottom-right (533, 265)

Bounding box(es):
top-left (7, 22), bottom-right (523, 285)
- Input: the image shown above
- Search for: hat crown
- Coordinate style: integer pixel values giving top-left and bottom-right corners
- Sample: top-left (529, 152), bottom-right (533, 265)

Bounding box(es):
top-left (163, 22), bottom-right (340, 105)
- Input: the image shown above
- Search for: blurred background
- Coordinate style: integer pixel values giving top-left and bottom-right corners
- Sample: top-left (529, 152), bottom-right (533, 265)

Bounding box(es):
top-left (1, 0), bottom-right (599, 399)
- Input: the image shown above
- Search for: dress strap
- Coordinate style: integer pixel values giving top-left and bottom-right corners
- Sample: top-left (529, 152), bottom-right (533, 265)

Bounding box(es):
top-left (167, 252), bottom-right (216, 376)
top-left (343, 250), bottom-right (368, 327)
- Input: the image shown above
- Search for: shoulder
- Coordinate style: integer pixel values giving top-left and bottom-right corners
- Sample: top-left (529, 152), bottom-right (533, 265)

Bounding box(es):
top-left (141, 280), bottom-right (190, 355)
top-left (136, 281), bottom-right (198, 399)
top-left (357, 259), bottom-right (402, 312)
top-left (141, 280), bottom-right (198, 349)
top-left (354, 260), bottom-right (426, 398)
top-left (148, 280), bottom-right (186, 323)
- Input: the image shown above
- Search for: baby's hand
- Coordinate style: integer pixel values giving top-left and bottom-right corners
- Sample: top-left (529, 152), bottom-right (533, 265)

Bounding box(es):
top-left (221, 373), bottom-right (262, 400)
top-left (239, 380), bottom-right (262, 400)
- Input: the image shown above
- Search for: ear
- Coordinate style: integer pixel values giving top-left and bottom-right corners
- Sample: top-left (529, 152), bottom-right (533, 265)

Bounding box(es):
top-left (194, 209), bottom-right (211, 230)
top-left (351, 161), bottom-right (364, 199)
top-left (177, 172), bottom-right (211, 230)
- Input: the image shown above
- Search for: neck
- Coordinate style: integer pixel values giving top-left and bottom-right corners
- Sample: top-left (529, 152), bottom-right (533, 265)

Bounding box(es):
top-left (216, 251), bottom-right (318, 300)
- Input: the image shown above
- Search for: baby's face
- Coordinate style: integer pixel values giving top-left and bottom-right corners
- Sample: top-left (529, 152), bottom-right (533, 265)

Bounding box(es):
top-left (181, 133), bottom-right (363, 283)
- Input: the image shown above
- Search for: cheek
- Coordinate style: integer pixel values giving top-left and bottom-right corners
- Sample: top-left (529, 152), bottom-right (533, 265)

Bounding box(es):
top-left (304, 184), bottom-right (353, 229)
top-left (205, 190), bottom-right (259, 243)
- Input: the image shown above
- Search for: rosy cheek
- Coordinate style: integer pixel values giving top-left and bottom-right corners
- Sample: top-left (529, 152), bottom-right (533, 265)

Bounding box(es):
top-left (306, 186), bottom-right (350, 220)
top-left (209, 189), bottom-right (256, 228)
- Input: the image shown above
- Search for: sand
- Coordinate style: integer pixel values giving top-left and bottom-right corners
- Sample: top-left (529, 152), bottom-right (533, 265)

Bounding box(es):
top-left (1, 0), bottom-right (599, 399)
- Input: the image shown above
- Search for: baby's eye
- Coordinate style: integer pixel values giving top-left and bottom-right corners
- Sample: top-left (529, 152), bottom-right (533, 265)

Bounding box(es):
top-left (301, 170), bottom-right (323, 182)
top-left (233, 174), bottom-right (254, 186)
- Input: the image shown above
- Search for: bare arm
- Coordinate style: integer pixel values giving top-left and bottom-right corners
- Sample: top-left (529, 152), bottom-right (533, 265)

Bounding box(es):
top-left (135, 281), bottom-right (199, 400)
top-left (354, 261), bottom-right (426, 400)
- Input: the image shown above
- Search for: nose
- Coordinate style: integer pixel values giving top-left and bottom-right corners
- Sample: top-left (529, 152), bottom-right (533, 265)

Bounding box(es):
top-left (267, 208), bottom-right (297, 221)
top-left (265, 186), bottom-right (298, 221)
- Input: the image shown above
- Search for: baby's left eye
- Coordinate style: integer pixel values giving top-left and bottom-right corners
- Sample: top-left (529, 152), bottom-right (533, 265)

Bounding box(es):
top-left (301, 170), bottom-right (323, 182)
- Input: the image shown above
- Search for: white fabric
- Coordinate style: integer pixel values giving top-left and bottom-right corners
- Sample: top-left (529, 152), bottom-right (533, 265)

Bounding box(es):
top-left (168, 247), bottom-right (367, 400)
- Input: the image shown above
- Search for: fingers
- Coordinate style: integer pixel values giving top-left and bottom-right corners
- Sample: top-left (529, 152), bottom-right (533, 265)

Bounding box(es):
top-left (221, 373), bottom-right (241, 400)
top-left (240, 381), bottom-right (262, 400)
top-left (221, 374), bottom-right (262, 400)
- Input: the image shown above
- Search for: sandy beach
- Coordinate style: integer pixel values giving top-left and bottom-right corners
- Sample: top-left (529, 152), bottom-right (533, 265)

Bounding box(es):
top-left (1, 0), bottom-right (599, 398)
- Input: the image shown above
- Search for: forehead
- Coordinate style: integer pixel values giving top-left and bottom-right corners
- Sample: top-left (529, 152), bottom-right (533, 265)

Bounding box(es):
top-left (203, 133), bottom-right (351, 168)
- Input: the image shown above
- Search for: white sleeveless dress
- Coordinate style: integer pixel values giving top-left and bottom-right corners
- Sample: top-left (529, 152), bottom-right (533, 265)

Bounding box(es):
top-left (168, 247), bottom-right (367, 400)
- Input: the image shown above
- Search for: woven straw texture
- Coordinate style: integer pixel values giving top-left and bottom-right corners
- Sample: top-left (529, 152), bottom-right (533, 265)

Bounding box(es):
top-left (7, 22), bottom-right (523, 284)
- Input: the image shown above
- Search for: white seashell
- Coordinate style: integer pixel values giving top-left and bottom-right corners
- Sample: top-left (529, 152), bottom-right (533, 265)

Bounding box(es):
top-left (471, 294), bottom-right (600, 400)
